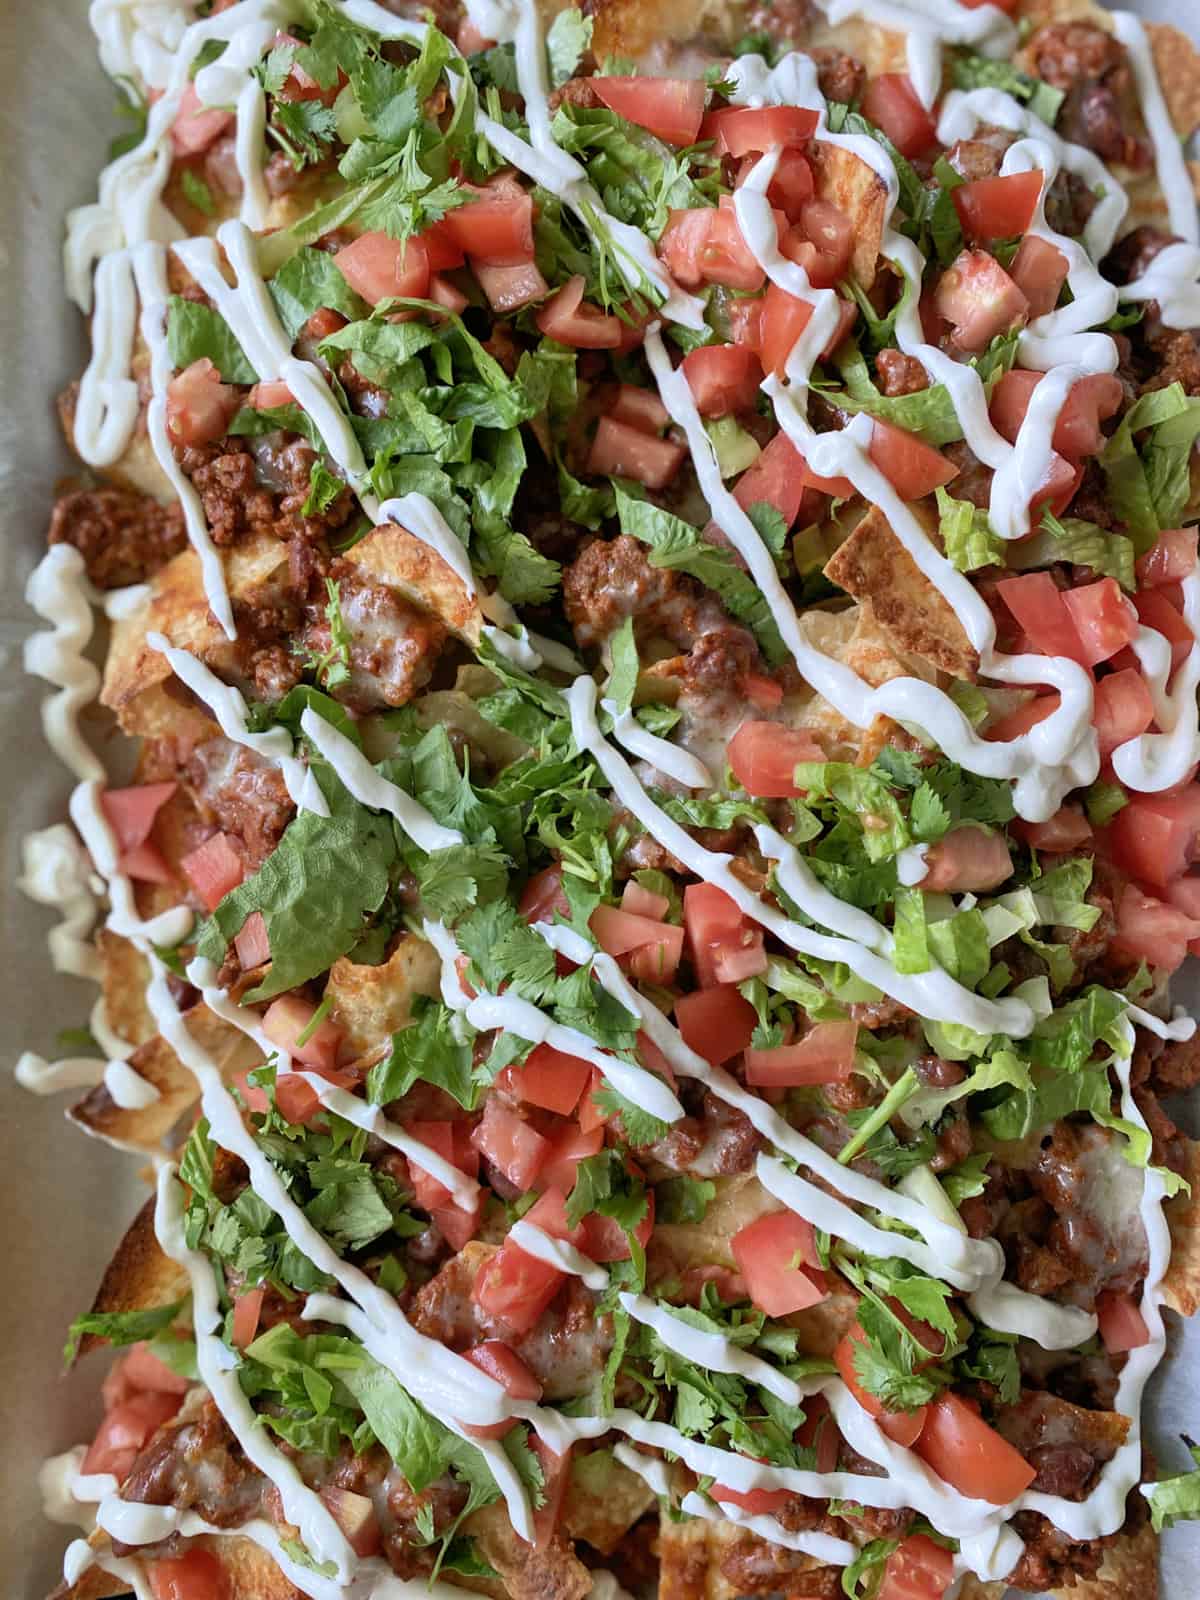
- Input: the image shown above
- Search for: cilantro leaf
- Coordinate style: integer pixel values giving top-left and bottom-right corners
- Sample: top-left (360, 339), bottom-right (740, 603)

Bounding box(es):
top-left (65, 1300), bottom-right (185, 1364)
top-left (166, 295), bottom-right (255, 384)
top-left (367, 998), bottom-right (478, 1111)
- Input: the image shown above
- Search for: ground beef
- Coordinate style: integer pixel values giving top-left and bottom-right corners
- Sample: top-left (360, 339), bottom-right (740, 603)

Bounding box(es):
top-left (1026, 23), bottom-right (1150, 169)
top-left (181, 441), bottom-right (278, 548)
top-left (1106, 224), bottom-right (1176, 287)
top-left (1004, 1510), bottom-right (1107, 1593)
top-left (187, 738), bottom-right (295, 870)
top-left (547, 76), bottom-right (603, 113)
top-left (48, 486), bottom-right (187, 588)
top-left (719, 1540), bottom-right (841, 1597)
top-left (115, 1398), bottom-right (265, 1539)
top-left (914, 1055), bottom-right (965, 1089)
top-left (809, 47), bottom-right (865, 108)
top-left (932, 1105), bottom-right (973, 1172)
top-left (300, 568), bottom-right (448, 712)
top-left (639, 1089), bottom-right (762, 1176)
top-left (875, 350), bottom-right (928, 397)
top-left (993, 1390), bottom-right (1125, 1500)
top-left (942, 440), bottom-right (993, 510)
top-left (1143, 329), bottom-right (1200, 396)
top-left (946, 136), bottom-right (1004, 182)
top-left (229, 596), bottom-right (305, 701)
top-left (1044, 170), bottom-right (1100, 241)
top-left (1144, 1030), bottom-right (1200, 1093)
top-left (740, 0), bottom-right (814, 51)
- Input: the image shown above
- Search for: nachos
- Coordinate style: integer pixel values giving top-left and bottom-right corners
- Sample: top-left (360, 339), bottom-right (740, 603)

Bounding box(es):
top-left (21, 0), bottom-right (1200, 1597)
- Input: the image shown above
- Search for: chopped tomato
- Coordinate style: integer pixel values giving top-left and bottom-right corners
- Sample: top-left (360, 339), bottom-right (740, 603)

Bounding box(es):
top-left (472, 259), bottom-right (548, 313)
top-left (915, 1393), bottom-right (1037, 1504)
top-left (627, 926), bottom-right (686, 983)
top-left (113, 1341), bottom-right (190, 1400)
top-left (878, 1534), bottom-right (955, 1600)
top-left (1109, 786), bottom-right (1200, 887)
top-left (431, 1197), bottom-right (485, 1253)
top-left (622, 879), bottom-right (670, 919)
top-left (428, 272), bottom-right (469, 315)
top-left (588, 416), bottom-right (686, 488)
top-left (83, 1389), bottom-right (183, 1480)
top-left (1137, 528), bottom-right (1199, 589)
top-left (519, 865), bottom-right (570, 924)
top-left (704, 105), bottom-right (819, 156)
top-left (996, 572), bottom-right (1087, 664)
top-left (420, 219), bottom-right (467, 272)
top-left (704, 198), bottom-right (771, 291)
top-left (990, 370), bottom-right (1124, 461)
top-left (148, 1549), bottom-right (230, 1600)
top-left (1133, 588), bottom-right (1195, 671)
top-left (234, 911), bottom-right (271, 970)
top-left (611, 385), bottom-right (671, 433)
top-left (581, 1191), bottom-right (655, 1263)
top-left (474, 1242), bottom-right (564, 1336)
top-left (834, 1325), bottom-right (927, 1446)
top-left (404, 1121), bottom-right (480, 1212)
top-left (166, 357), bottom-right (239, 448)
top-left (983, 691), bottom-right (1060, 743)
top-left (861, 74), bottom-right (937, 158)
top-left (456, 17), bottom-right (495, 51)
top-left (754, 283), bottom-right (856, 378)
top-left (728, 719), bottom-right (824, 798)
top-left (248, 378), bottom-right (295, 410)
top-left (684, 881), bottom-right (760, 987)
top-left (180, 831), bottom-right (244, 911)
top-left (230, 1286), bottom-right (264, 1350)
top-left (335, 232), bottom-right (430, 304)
top-left (576, 1067), bottom-right (610, 1136)
top-left (319, 1486), bottom-right (382, 1558)
top-left (934, 249), bottom-right (1028, 353)
top-left (952, 171), bottom-right (1043, 242)
top-left (710, 1481), bottom-right (794, 1515)
top-left (443, 189), bottom-right (534, 264)
top-left (540, 1122), bottom-right (604, 1192)
top-left (869, 421), bottom-right (958, 501)
top-left (919, 827), bottom-right (1013, 892)
top-left (1010, 235), bottom-right (1069, 319)
top-left (1062, 579), bottom-right (1138, 667)
top-left (1093, 668), bottom-right (1155, 758)
top-left (784, 199), bottom-right (853, 288)
top-left (592, 902), bottom-right (682, 960)
top-left (744, 1020), bottom-right (859, 1087)
top-left (471, 1098), bottom-right (550, 1189)
top-left (731, 428), bottom-right (812, 529)
top-left (1013, 805), bottom-right (1093, 852)
top-left (535, 274), bottom-right (623, 348)
top-left (657, 207), bottom-right (714, 287)
top-left (762, 149), bottom-right (815, 223)
top-left (171, 82), bottom-right (234, 156)
top-left (682, 343), bottom-right (763, 416)
top-left (1032, 452), bottom-right (1084, 520)
top-left (728, 294), bottom-right (765, 353)
top-left (675, 984), bottom-right (758, 1065)
top-left (115, 841), bottom-right (172, 884)
top-left (271, 1073), bottom-right (320, 1126)
top-left (740, 671), bottom-right (784, 711)
top-left (1110, 882), bottom-right (1200, 973)
top-left (532, 1437), bottom-right (573, 1547)
top-left (796, 1393), bottom-right (839, 1474)
top-left (101, 781), bottom-right (176, 882)
top-left (1096, 1290), bottom-right (1151, 1355)
top-left (731, 1210), bottom-right (827, 1316)
top-left (262, 993), bottom-right (343, 1073)
top-left (463, 1340), bottom-right (544, 1402)
top-left (503, 1042), bottom-right (592, 1117)
top-left (593, 75), bottom-right (705, 146)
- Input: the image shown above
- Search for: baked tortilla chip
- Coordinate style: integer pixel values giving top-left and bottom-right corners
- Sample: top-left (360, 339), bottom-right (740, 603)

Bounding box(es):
top-left (97, 931), bottom-right (156, 1051)
top-left (1161, 1136), bottom-right (1200, 1316)
top-left (343, 521), bottom-right (482, 645)
top-left (563, 1450), bottom-right (657, 1555)
top-left (808, 142), bottom-right (889, 290)
top-left (325, 933), bottom-right (441, 1063)
top-left (68, 1197), bottom-right (188, 1365)
top-left (658, 1515), bottom-right (833, 1600)
top-left (825, 503), bottom-right (979, 681)
top-left (467, 1501), bottom-right (592, 1600)
top-left (58, 1531), bottom-right (304, 1600)
top-left (1048, 1519), bottom-right (1160, 1599)
top-left (795, 603), bottom-right (910, 763)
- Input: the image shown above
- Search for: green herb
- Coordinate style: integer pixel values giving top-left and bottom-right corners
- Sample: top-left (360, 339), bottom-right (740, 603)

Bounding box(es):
top-left (181, 168), bottom-right (216, 216)
top-left (545, 7), bottom-right (592, 87)
top-left (656, 1176), bottom-right (717, 1224)
top-left (1147, 1441), bottom-right (1200, 1531)
top-left (838, 1069), bottom-right (919, 1166)
top-left (166, 295), bottom-right (256, 384)
top-left (65, 1300), bottom-right (185, 1364)
top-left (951, 50), bottom-right (1064, 127)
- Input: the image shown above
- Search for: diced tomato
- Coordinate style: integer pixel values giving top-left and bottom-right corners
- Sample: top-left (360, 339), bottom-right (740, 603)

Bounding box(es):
top-left (757, 283), bottom-right (812, 379)
top-left (166, 357), bottom-right (239, 448)
top-left (1109, 786), bottom-right (1200, 887)
top-left (996, 572), bottom-right (1087, 664)
top-left (581, 1190), bottom-right (655, 1262)
top-left (1092, 668), bottom-right (1155, 758)
top-left (532, 1437), bottom-right (573, 1547)
top-left (682, 343), bottom-right (763, 416)
top-left (990, 370), bottom-right (1124, 461)
top-left (456, 17), bottom-right (495, 52)
top-left (611, 385), bottom-right (671, 433)
top-left (740, 671), bottom-right (784, 711)
top-left (704, 105), bottom-right (819, 157)
top-left (431, 1197), bottom-right (485, 1253)
top-left (657, 207), bottom-right (713, 288)
top-left (783, 199), bottom-right (853, 288)
top-left (463, 1340), bottom-right (544, 1402)
top-left (861, 74), bottom-right (937, 158)
top-left (1138, 528), bottom-right (1198, 589)
top-left (592, 903), bottom-right (677, 957)
top-left (231, 1287), bottom-right (265, 1350)
top-left (919, 826), bottom-right (1013, 892)
top-left (114, 1341), bottom-right (191, 1399)
top-left (1096, 1290), bottom-right (1151, 1355)
top-left (1013, 804), bottom-right (1093, 852)
top-left (428, 273), bottom-right (469, 316)
top-left (420, 218), bottom-right (467, 272)
top-left (728, 720), bottom-right (823, 798)
top-left (272, 1074), bottom-right (322, 1126)
top-left (1010, 235), bottom-right (1069, 319)
top-left (588, 416), bottom-right (685, 488)
top-left (1110, 882), bottom-right (1200, 973)
top-left (625, 922), bottom-right (686, 984)
top-left (1062, 579), bottom-right (1138, 667)
top-left (796, 1393), bottom-right (840, 1474)
top-left (82, 1389), bottom-right (183, 1480)
top-left (953, 171), bottom-right (1043, 242)
top-left (232, 1064), bottom-right (270, 1116)
top-left (234, 910), bottom-right (271, 970)
top-left (535, 274), bottom-right (622, 348)
top-left (262, 993), bottom-right (343, 1074)
top-left (869, 420), bottom-right (958, 501)
top-left (101, 782), bottom-right (176, 853)
top-left (403, 1121), bottom-right (480, 1212)
top-left (524, 1186), bottom-right (588, 1247)
top-left (732, 1210), bottom-right (827, 1316)
top-left (728, 295), bottom-right (765, 353)
top-left (473, 259), bottom-right (548, 313)
top-left (934, 249), bottom-right (1029, 353)
top-left (171, 81), bottom-right (234, 156)
top-left (179, 831), bottom-right (244, 911)
top-left (744, 1020), bottom-right (859, 1087)
top-left (915, 1393), bottom-right (1037, 1504)
top-left (685, 881), bottom-right (754, 988)
top-left (1033, 452), bottom-right (1084, 520)
top-left (878, 1534), bottom-right (955, 1600)
top-left (703, 197), bottom-right (771, 291)
top-left (984, 692), bottom-right (1060, 743)
top-left (248, 378), bottom-right (295, 410)
top-left (504, 1042), bottom-right (592, 1117)
top-left (675, 984), bottom-right (758, 1064)
top-left (1165, 873), bottom-right (1200, 957)
top-left (731, 428), bottom-right (812, 528)
top-left (622, 879), bottom-right (671, 920)
top-left (443, 188), bottom-right (534, 264)
top-left (474, 1241), bottom-right (564, 1335)
top-left (334, 232), bottom-right (429, 305)
top-left (834, 1325), bottom-right (927, 1447)
top-left (471, 1098), bottom-right (550, 1189)
top-left (764, 149), bottom-right (815, 223)
top-left (115, 841), bottom-right (172, 884)
top-left (319, 1486), bottom-right (382, 1558)
top-left (148, 1549), bottom-right (230, 1600)
top-left (1133, 588), bottom-right (1195, 672)
top-left (593, 76), bottom-right (706, 146)
top-left (539, 1122), bottom-right (604, 1192)
top-left (710, 1481), bottom-right (794, 1515)
top-left (576, 1067), bottom-right (610, 1136)
top-left (520, 865), bottom-right (570, 924)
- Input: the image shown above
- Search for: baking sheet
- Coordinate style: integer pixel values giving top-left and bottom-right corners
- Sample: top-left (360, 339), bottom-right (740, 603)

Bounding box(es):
top-left (1, 1), bottom-right (1198, 1595)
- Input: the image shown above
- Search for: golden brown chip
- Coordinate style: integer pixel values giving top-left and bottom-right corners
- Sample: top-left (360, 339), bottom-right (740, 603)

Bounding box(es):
top-left (467, 1501), bottom-right (593, 1600)
top-left (343, 521), bottom-right (482, 645)
top-left (68, 1196), bottom-right (188, 1365)
top-left (825, 503), bottom-right (979, 681)
top-left (1149, 23), bottom-right (1200, 139)
top-left (563, 1449), bottom-right (657, 1555)
top-left (1162, 1136), bottom-right (1200, 1316)
top-left (1047, 1518), bottom-right (1160, 1599)
top-left (325, 932), bottom-right (442, 1064)
top-left (57, 1531), bottom-right (306, 1600)
top-left (794, 603), bottom-right (910, 763)
top-left (97, 931), bottom-right (156, 1051)
top-left (808, 142), bottom-right (890, 290)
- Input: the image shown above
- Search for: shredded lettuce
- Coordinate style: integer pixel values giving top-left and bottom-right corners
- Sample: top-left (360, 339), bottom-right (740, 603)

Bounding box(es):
top-left (1099, 382), bottom-right (1200, 550)
top-left (937, 487), bottom-right (1005, 573)
top-left (1146, 1443), bottom-right (1200, 1531)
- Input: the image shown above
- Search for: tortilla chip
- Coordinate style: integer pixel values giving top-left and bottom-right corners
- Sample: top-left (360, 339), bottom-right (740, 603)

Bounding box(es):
top-left (69, 1196), bottom-right (188, 1365)
top-left (69, 1002), bottom-right (258, 1152)
top-left (807, 142), bottom-right (889, 290)
top-left (657, 1516), bottom-right (741, 1600)
top-left (467, 1500), bottom-right (593, 1600)
top-left (1161, 1136), bottom-right (1200, 1316)
top-left (1148, 23), bottom-right (1200, 139)
top-left (325, 933), bottom-right (442, 1063)
top-left (1047, 1519), bottom-right (1160, 1599)
top-left (563, 1450), bottom-right (657, 1555)
top-left (58, 379), bottom-right (174, 505)
top-left (825, 503), bottom-right (979, 681)
top-left (343, 521), bottom-right (482, 645)
top-left (955, 1581), bottom-right (1005, 1600)
top-left (57, 1531), bottom-right (305, 1600)
top-left (794, 603), bottom-right (909, 763)
top-left (97, 930), bottom-right (156, 1051)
